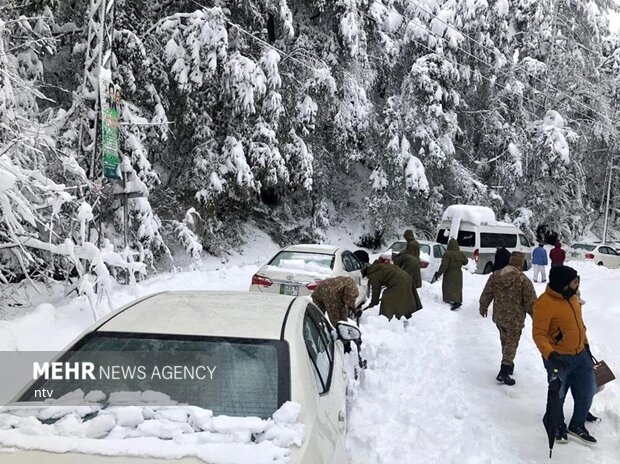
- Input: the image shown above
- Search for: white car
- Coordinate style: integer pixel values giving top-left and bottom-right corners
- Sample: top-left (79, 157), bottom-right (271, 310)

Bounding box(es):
top-left (250, 244), bottom-right (368, 307)
top-left (568, 243), bottom-right (620, 268)
top-left (379, 240), bottom-right (447, 282)
top-left (1, 291), bottom-right (361, 463)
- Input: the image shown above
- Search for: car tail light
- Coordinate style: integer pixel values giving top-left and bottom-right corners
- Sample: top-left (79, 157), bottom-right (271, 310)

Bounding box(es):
top-left (306, 280), bottom-right (323, 291)
top-left (421, 261), bottom-right (429, 268)
top-left (585, 253), bottom-right (594, 259)
top-left (473, 249), bottom-right (480, 263)
top-left (251, 274), bottom-right (273, 287)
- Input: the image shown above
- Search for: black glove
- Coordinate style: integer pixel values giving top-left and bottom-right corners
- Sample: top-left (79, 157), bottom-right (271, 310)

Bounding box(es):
top-left (548, 352), bottom-right (570, 370)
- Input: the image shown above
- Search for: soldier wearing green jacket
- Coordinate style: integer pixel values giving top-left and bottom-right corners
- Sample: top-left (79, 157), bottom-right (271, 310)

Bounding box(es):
top-left (436, 238), bottom-right (469, 310)
top-left (362, 261), bottom-right (417, 320)
top-left (393, 241), bottom-right (423, 311)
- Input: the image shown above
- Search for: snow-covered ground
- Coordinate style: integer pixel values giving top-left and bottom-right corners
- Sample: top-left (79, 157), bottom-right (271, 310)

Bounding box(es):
top-left (347, 261), bottom-right (620, 464)
top-left (1, 229), bottom-right (619, 463)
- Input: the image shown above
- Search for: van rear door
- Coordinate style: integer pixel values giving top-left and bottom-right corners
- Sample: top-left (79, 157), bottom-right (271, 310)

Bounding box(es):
top-left (436, 229), bottom-right (476, 249)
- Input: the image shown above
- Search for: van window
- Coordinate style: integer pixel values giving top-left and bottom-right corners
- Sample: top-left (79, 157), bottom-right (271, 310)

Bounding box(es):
top-left (480, 233), bottom-right (517, 248)
top-left (519, 235), bottom-right (531, 247)
top-left (436, 229), bottom-right (476, 247)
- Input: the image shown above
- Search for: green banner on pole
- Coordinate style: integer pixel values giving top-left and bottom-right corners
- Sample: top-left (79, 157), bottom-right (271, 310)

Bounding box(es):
top-left (100, 69), bottom-right (121, 180)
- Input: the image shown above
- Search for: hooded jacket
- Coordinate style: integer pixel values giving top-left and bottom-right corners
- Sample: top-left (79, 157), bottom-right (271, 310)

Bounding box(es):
top-left (532, 286), bottom-right (589, 359)
top-left (479, 265), bottom-right (536, 326)
top-left (493, 247), bottom-right (512, 272)
top-left (549, 242), bottom-right (566, 266)
top-left (393, 241), bottom-right (422, 289)
top-left (437, 239), bottom-right (469, 303)
top-left (366, 262), bottom-right (416, 320)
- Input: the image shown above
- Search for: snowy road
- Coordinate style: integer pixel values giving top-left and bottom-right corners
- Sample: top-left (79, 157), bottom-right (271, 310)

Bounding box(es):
top-left (347, 264), bottom-right (620, 464)
top-left (1, 236), bottom-right (619, 463)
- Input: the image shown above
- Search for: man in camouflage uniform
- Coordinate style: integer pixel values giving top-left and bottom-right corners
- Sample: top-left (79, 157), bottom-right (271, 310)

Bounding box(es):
top-left (479, 252), bottom-right (537, 386)
top-left (312, 276), bottom-right (359, 354)
top-left (312, 276), bottom-right (359, 327)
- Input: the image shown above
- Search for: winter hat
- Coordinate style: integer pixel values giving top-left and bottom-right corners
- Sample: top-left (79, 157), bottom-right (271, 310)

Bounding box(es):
top-left (509, 252), bottom-right (525, 269)
top-left (549, 265), bottom-right (578, 293)
top-left (403, 229), bottom-right (415, 241)
top-left (496, 238), bottom-right (505, 248)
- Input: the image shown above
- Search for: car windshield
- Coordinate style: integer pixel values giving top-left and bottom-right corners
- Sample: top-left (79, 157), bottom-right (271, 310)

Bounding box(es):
top-left (268, 251), bottom-right (334, 273)
top-left (572, 243), bottom-right (596, 251)
top-left (18, 332), bottom-right (290, 419)
top-left (389, 242), bottom-right (406, 253)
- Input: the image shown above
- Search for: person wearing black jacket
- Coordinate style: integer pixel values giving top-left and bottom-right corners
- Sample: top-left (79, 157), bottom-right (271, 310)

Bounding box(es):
top-left (493, 239), bottom-right (512, 272)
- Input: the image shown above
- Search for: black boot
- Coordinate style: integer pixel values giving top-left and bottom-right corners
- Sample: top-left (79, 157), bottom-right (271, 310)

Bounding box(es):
top-left (496, 364), bottom-right (516, 386)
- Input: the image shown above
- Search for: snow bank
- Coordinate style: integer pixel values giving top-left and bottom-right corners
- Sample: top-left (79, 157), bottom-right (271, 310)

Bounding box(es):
top-left (0, 401), bottom-right (304, 464)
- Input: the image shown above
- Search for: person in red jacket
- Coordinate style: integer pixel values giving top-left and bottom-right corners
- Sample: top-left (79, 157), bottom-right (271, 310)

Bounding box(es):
top-left (549, 241), bottom-right (566, 267)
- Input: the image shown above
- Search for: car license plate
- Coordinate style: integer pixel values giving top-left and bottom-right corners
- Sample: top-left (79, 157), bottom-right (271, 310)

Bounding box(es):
top-left (571, 252), bottom-right (579, 257)
top-left (280, 284), bottom-right (299, 296)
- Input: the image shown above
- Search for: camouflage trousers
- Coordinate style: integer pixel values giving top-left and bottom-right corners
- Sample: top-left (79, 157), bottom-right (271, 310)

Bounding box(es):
top-left (496, 324), bottom-right (524, 367)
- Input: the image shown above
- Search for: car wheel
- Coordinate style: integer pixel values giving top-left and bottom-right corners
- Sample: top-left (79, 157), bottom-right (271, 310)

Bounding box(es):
top-left (597, 261), bottom-right (604, 266)
top-left (522, 261), bottom-right (528, 271)
top-left (483, 262), bottom-right (493, 274)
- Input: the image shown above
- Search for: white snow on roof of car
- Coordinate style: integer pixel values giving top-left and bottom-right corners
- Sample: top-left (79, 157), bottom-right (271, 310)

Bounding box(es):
top-left (98, 291), bottom-right (296, 339)
top-left (282, 244), bottom-right (339, 254)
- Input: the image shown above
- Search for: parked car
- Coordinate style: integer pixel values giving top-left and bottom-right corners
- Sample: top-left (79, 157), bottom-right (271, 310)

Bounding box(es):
top-left (5, 291), bottom-right (361, 464)
top-left (435, 206), bottom-right (534, 274)
top-left (568, 243), bottom-right (620, 268)
top-left (250, 244), bottom-right (368, 307)
top-left (379, 240), bottom-right (447, 282)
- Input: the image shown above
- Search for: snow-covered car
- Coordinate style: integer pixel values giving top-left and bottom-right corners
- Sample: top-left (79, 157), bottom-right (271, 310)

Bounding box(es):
top-left (378, 240), bottom-right (447, 282)
top-left (250, 244), bottom-right (368, 307)
top-left (568, 243), bottom-right (620, 268)
top-left (1, 291), bottom-right (360, 464)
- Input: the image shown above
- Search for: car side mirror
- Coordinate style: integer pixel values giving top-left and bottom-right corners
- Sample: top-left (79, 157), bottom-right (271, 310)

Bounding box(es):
top-left (336, 321), bottom-right (361, 341)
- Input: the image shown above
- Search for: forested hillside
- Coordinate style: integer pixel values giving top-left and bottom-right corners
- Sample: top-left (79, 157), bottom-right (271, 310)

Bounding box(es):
top-left (2, 0), bottom-right (620, 289)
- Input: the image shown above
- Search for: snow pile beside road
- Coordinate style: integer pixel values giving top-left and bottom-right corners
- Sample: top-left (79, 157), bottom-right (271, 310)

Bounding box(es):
top-left (0, 401), bottom-right (304, 464)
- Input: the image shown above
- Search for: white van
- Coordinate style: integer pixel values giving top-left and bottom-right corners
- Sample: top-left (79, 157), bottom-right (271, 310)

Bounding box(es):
top-left (435, 205), bottom-right (534, 274)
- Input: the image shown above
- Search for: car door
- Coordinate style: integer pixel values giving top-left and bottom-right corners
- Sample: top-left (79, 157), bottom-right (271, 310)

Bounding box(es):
top-left (302, 305), bottom-right (347, 462)
top-left (600, 246), bottom-right (619, 268)
top-left (341, 251), bottom-right (367, 306)
top-left (432, 244), bottom-right (444, 274)
top-left (606, 246), bottom-right (620, 268)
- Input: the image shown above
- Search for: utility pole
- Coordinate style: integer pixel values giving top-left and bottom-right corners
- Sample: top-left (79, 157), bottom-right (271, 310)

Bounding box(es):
top-left (79, 0), bottom-right (116, 179)
top-left (602, 155), bottom-right (619, 244)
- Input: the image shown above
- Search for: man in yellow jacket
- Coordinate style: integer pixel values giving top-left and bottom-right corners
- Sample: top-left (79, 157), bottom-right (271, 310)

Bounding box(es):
top-left (532, 265), bottom-right (597, 444)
